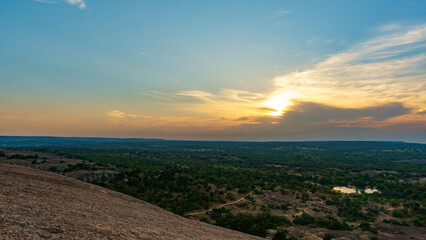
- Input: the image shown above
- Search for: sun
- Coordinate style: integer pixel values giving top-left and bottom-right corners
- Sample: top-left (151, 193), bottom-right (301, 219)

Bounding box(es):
top-left (264, 91), bottom-right (296, 116)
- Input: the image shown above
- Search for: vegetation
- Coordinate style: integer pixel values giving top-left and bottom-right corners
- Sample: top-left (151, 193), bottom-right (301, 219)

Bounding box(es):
top-left (214, 212), bottom-right (290, 237)
top-left (292, 213), bottom-right (352, 231)
top-left (322, 233), bottom-right (334, 240)
top-left (8, 154), bottom-right (38, 159)
top-left (5, 140), bottom-right (424, 239)
top-left (272, 229), bottom-right (297, 240)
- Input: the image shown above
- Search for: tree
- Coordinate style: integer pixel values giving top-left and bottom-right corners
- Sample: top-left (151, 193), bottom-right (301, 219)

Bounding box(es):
top-left (272, 229), bottom-right (298, 240)
top-left (293, 212), bottom-right (315, 226)
top-left (323, 233), bottom-right (334, 240)
top-left (272, 229), bottom-right (289, 240)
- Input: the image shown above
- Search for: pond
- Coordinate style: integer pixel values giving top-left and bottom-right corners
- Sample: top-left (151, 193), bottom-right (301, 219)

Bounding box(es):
top-left (333, 186), bottom-right (379, 194)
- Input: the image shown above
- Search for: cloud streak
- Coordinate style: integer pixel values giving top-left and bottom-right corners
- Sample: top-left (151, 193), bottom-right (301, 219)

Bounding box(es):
top-left (64, 0), bottom-right (86, 9)
top-left (9, 21), bottom-right (423, 141)
top-left (173, 89), bottom-right (269, 118)
top-left (35, 0), bottom-right (86, 9)
top-left (271, 8), bottom-right (291, 18)
top-left (35, 0), bottom-right (57, 3)
top-left (165, 23), bottom-right (426, 120)
top-left (106, 110), bottom-right (138, 123)
top-left (273, 23), bottom-right (426, 112)
top-left (140, 23), bottom-right (426, 141)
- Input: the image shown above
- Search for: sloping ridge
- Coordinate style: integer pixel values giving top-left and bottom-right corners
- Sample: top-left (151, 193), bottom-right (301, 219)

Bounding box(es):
top-left (0, 164), bottom-right (261, 240)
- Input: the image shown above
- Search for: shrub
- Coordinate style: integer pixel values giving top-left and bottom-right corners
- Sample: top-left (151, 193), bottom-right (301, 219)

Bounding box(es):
top-left (272, 229), bottom-right (289, 240)
top-left (293, 213), bottom-right (315, 226)
top-left (272, 229), bottom-right (298, 240)
top-left (383, 219), bottom-right (409, 226)
top-left (359, 221), bottom-right (371, 231)
top-left (314, 216), bottom-right (352, 231)
top-left (322, 233), bottom-right (334, 240)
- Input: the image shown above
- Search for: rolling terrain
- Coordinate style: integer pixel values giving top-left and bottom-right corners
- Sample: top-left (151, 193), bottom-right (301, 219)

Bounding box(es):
top-left (1, 138), bottom-right (425, 239)
top-left (0, 163), bottom-right (261, 240)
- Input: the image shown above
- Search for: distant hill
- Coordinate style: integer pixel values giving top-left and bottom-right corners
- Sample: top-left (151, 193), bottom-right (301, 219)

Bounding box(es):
top-left (0, 136), bottom-right (165, 147)
top-left (0, 163), bottom-right (261, 239)
top-left (0, 136), bottom-right (423, 148)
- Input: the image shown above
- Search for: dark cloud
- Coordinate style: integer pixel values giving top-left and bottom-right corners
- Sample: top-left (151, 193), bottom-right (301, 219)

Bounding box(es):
top-left (97, 101), bottom-right (424, 143)
top-left (236, 117), bottom-right (249, 121)
top-left (284, 101), bottom-right (409, 122)
top-left (222, 102), bottom-right (420, 141)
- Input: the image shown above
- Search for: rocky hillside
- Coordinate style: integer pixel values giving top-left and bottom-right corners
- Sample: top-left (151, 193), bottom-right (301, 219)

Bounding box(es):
top-left (0, 163), bottom-right (261, 240)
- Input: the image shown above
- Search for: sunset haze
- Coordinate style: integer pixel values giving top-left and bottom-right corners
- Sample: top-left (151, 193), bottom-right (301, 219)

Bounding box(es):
top-left (1, 0), bottom-right (425, 142)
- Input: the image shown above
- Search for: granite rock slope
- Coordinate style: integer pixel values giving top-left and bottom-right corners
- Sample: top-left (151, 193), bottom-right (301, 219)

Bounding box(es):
top-left (0, 164), bottom-right (261, 240)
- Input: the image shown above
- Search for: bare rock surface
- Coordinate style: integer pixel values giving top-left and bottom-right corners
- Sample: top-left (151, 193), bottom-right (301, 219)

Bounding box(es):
top-left (0, 163), bottom-right (261, 240)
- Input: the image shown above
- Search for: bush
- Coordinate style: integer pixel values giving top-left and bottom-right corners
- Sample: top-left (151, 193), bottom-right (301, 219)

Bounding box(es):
top-left (272, 229), bottom-right (289, 240)
top-left (383, 219), bottom-right (409, 226)
top-left (226, 192), bottom-right (235, 200)
top-left (48, 166), bottom-right (58, 172)
top-left (215, 213), bottom-right (291, 238)
top-left (293, 213), bottom-right (351, 231)
top-left (412, 216), bottom-right (425, 227)
top-left (314, 216), bottom-right (352, 231)
top-left (359, 221), bottom-right (371, 231)
top-left (322, 233), bottom-right (334, 240)
top-left (237, 202), bottom-right (249, 208)
top-left (392, 209), bottom-right (408, 218)
top-left (293, 213), bottom-right (315, 226)
top-left (273, 229), bottom-right (298, 240)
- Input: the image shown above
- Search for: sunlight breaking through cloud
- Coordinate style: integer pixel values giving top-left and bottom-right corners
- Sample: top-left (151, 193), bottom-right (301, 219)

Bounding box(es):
top-left (271, 24), bottom-right (426, 112)
top-left (160, 23), bottom-right (426, 121)
top-left (264, 91), bottom-right (297, 116)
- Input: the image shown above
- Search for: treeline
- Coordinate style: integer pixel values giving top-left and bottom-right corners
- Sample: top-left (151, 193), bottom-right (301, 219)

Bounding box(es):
top-left (7, 154), bottom-right (39, 159)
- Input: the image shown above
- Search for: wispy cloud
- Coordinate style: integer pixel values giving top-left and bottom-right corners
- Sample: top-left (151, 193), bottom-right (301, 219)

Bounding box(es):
top-left (270, 8), bottom-right (292, 26)
top-left (106, 110), bottom-right (138, 122)
top-left (378, 23), bottom-right (401, 32)
top-left (147, 24), bottom-right (426, 126)
top-left (64, 0), bottom-right (86, 9)
top-left (144, 91), bottom-right (179, 101)
top-left (173, 89), bottom-right (265, 104)
top-left (273, 23), bottom-right (426, 112)
top-left (99, 23), bottom-right (426, 141)
top-left (106, 110), bottom-right (126, 119)
top-left (271, 8), bottom-right (290, 18)
top-left (36, 0), bottom-right (86, 9)
top-left (306, 36), bottom-right (321, 45)
top-left (35, 0), bottom-right (57, 3)
top-left (147, 89), bottom-right (267, 119)
top-left (175, 90), bottom-right (216, 101)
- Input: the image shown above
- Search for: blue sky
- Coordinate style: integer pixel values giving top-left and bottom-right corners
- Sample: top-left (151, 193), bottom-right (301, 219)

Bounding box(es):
top-left (1, 0), bottom-right (425, 142)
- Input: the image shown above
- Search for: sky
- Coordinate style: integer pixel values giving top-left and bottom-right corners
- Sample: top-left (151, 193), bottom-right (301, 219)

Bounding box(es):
top-left (1, 0), bottom-right (426, 142)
